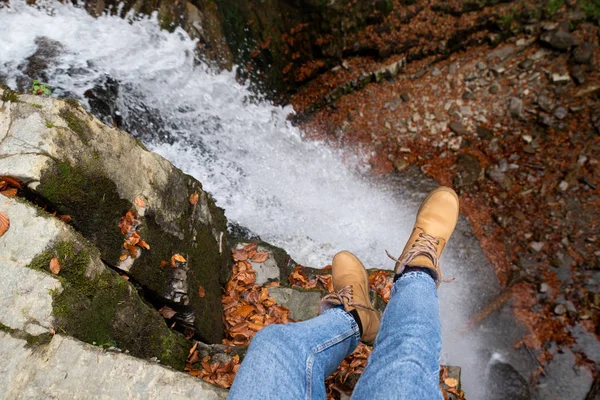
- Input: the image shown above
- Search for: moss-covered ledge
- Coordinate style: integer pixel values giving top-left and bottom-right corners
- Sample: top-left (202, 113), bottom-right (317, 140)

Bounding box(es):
top-left (26, 239), bottom-right (190, 370)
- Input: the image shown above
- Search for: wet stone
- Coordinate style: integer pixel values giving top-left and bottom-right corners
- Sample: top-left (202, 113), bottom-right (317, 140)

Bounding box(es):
top-left (488, 84), bottom-right (500, 94)
top-left (572, 324), bottom-right (600, 364)
top-left (540, 30), bottom-right (576, 51)
top-left (537, 95), bottom-right (554, 113)
top-left (453, 153), bottom-right (482, 189)
top-left (400, 92), bottom-right (411, 102)
top-left (553, 107), bottom-right (568, 120)
top-left (462, 91), bottom-right (476, 100)
top-left (508, 97), bottom-right (523, 119)
top-left (573, 43), bottom-right (594, 65)
top-left (571, 65), bottom-right (586, 85)
top-left (554, 304), bottom-right (567, 315)
top-left (449, 121), bottom-right (467, 135)
top-left (518, 59), bottom-right (534, 70)
top-left (476, 126), bottom-right (494, 140)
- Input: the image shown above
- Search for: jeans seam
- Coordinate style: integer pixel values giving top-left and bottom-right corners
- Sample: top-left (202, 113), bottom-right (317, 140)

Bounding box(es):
top-left (305, 310), bottom-right (359, 400)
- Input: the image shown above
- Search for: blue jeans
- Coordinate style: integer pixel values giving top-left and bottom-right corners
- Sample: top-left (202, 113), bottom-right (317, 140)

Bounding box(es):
top-left (228, 271), bottom-right (442, 399)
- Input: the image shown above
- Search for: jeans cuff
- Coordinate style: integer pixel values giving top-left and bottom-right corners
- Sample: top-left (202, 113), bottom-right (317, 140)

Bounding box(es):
top-left (322, 307), bottom-right (360, 340)
top-left (392, 270), bottom-right (436, 295)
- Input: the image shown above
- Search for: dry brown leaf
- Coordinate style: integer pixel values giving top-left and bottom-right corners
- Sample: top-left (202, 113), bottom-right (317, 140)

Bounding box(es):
top-left (171, 253), bottom-right (187, 268)
top-left (444, 377), bottom-right (458, 388)
top-left (121, 274), bottom-right (129, 281)
top-left (189, 341), bottom-right (198, 356)
top-left (134, 197), bottom-right (146, 208)
top-left (0, 176), bottom-right (22, 189)
top-left (232, 249), bottom-right (248, 262)
top-left (57, 215), bottom-right (72, 223)
top-left (119, 253), bottom-right (128, 261)
top-left (243, 243), bottom-right (258, 253)
top-left (0, 212), bottom-right (10, 237)
top-left (159, 260), bottom-right (168, 269)
top-left (251, 251), bottom-right (269, 263)
top-left (198, 286), bottom-right (206, 298)
top-left (138, 240), bottom-right (150, 250)
top-left (159, 306), bottom-right (177, 319)
top-left (49, 257), bottom-right (61, 274)
top-left (189, 193), bottom-right (199, 205)
top-left (0, 188), bottom-right (17, 197)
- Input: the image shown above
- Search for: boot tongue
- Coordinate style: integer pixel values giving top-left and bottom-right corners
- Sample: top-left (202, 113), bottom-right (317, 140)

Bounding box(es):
top-left (406, 255), bottom-right (434, 269)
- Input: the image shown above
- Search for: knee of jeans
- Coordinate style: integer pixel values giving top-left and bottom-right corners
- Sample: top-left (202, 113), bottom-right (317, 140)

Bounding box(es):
top-left (249, 324), bottom-right (286, 348)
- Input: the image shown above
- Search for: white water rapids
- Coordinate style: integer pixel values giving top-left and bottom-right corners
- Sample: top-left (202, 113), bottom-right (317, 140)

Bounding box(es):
top-left (0, 2), bottom-right (515, 397)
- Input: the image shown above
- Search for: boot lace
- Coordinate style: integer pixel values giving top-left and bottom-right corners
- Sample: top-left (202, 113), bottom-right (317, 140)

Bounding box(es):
top-left (320, 285), bottom-right (376, 312)
top-left (386, 232), bottom-right (440, 279)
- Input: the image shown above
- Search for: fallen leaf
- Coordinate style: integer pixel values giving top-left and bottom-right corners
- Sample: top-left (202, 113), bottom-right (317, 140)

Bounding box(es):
top-left (232, 249), bottom-right (248, 262)
top-left (0, 188), bottom-right (17, 197)
top-left (444, 377), bottom-right (458, 388)
top-left (138, 240), bottom-right (150, 250)
top-left (159, 260), bottom-right (168, 269)
top-left (119, 253), bottom-right (128, 261)
top-left (120, 274), bottom-right (129, 280)
top-left (171, 253), bottom-right (187, 268)
top-left (198, 285), bottom-right (206, 298)
top-left (49, 328), bottom-right (56, 335)
top-left (0, 176), bottom-right (22, 189)
top-left (0, 212), bottom-right (10, 237)
top-left (57, 214), bottom-right (72, 223)
top-left (189, 193), bottom-right (199, 205)
top-left (189, 341), bottom-right (198, 356)
top-left (134, 197), bottom-right (146, 208)
top-left (243, 243), bottom-right (257, 253)
top-left (49, 257), bottom-right (61, 274)
top-left (159, 306), bottom-right (177, 319)
top-left (251, 251), bottom-right (269, 263)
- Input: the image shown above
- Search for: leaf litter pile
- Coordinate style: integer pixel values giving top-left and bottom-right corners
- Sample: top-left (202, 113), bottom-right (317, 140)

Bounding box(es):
top-left (184, 244), bottom-right (464, 399)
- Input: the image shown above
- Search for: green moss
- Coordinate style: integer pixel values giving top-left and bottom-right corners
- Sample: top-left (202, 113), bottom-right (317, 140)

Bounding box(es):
top-left (30, 103), bottom-right (43, 109)
top-left (64, 98), bottom-right (81, 108)
top-left (0, 321), bottom-right (53, 349)
top-left (59, 108), bottom-right (91, 145)
top-left (37, 161), bottom-right (130, 264)
top-left (579, 0), bottom-right (600, 20)
top-left (1, 86), bottom-right (20, 103)
top-left (27, 240), bottom-right (190, 369)
top-left (45, 121), bottom-right (55, 128)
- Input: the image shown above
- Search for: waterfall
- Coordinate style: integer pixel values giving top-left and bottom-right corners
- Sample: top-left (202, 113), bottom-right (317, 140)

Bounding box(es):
top-left (0, 2), bottom-right (513, 397)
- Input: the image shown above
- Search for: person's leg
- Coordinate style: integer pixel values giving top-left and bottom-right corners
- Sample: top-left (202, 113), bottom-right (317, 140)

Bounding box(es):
top-left (351, 270), bottom-right (442, 399)
top-left (228, 307), bottom-right (360, 400)
top-left (229, 250), bottom-right (381, 400)
top-left (352, 186), bottom-right (459, 399)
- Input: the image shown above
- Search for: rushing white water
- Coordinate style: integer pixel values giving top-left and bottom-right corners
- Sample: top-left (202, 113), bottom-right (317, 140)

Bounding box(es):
top-left (0, 2), bottom-right (511, 398)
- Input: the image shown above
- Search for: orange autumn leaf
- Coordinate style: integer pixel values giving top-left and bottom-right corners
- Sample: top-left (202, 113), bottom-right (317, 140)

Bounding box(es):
top-left (138, 240), bottom-right (150, 250)
top-left (243, 243), bottom-right (257, 253)
top-left (232, 249), bottom-right (248, 262)
top-left (0, 212), bottom-right (9, 237)
top-left (159, 260), bottom-right (169, 269)
top-left (0, 176), bottom-right (22, 189)
top-left (251, 251), bottom-right (269, 263)
top-left (159, 306), bottom-right (177, 319)
top-left (119, 253), bottom-right (128, 261)
top-left (0, 188), bottom-right (17, 197)
top-left (57, 214), bottom-right (72, 223)
top-left (444, 377), bottom-right (458, 388)
top-left (189, 193), bottom-right (199, 205)
top-left (134, 197), bottom-right (146, 208)
top-left (126, 245), bottom-right (138, 258)
top-left (49, 257), bottom-right (61, 274)
top-left (198, 285), bottom-right (206, 298)
top-left (118, 211), bottom-right (137, 234)
top-left (171, 253), bottom-right (187, 268)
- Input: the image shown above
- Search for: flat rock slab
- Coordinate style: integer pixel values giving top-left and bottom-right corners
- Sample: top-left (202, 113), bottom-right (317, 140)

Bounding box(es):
top-left (0, 332), bottom-right (227, 400)
top-left (268, 287), bottom-right (321, 321)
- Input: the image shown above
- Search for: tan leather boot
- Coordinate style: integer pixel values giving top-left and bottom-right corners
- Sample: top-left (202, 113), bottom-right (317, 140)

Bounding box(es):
top-left (319, 251), bottom-right (381, 345)
top-left (387, 186), bottom-right (459, 288)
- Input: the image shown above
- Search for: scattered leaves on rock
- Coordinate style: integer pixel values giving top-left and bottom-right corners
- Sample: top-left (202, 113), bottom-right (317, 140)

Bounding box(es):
top-left (159, 306), bottom-right (177, 319)
top-left (250, 251), bottom-right (269, 263)
top-left (134, 196), bottom-right (146, 208)
top-left (189, 193), bottom-right (199, 205)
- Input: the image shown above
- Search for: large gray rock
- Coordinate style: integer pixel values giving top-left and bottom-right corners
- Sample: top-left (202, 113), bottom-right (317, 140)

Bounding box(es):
top-left (0, 196), bottom-right (190, 370)
top-left (0, 332), bottom-right (227, 399)
top-left (268, 287), bottom-right (321, 321)
top-left (0, 87), bottom-right (230, 343)
top-left (537, 347), bottom-right (593, 399)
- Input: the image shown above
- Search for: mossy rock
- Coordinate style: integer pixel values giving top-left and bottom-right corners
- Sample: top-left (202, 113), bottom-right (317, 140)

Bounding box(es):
top-left (29, 239), bottom-right (191, 370)
top-left (1, 95), bottom-right (231, 344)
